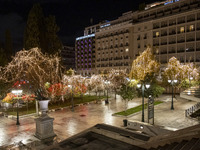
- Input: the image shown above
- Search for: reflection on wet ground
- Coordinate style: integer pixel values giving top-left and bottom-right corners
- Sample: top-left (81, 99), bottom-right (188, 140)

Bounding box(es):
top-left (0, 94), bottom-right (199, 147)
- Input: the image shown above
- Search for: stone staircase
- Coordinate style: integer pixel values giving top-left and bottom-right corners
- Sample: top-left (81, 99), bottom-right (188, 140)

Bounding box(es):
top-left (149, 138), bottom-right (200, 150)
top-left (144, 124), bottom-right (200, 150)
top-left (180, 86), bottom-right (200, 102)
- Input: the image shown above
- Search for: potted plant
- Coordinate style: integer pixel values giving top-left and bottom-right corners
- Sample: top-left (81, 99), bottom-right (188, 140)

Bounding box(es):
top-left (35, 87), bottom-right (51, 115)
top-left (2, 93), bottom-right (16, 109)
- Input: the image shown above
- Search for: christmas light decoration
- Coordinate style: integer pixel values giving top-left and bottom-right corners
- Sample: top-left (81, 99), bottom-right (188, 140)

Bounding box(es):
top-left (0, 48), bottom-right (62, 102)
top-left (129, 46), bottom-right (160, 81)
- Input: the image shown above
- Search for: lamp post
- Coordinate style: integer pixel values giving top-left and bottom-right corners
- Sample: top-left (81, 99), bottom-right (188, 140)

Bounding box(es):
top-left (104, 80), bottom-right (110, 104)
top-left (137, 83), bottom-right (150, 122)
top-left (68, 85), bottom-right (74, 112)
top-left (168, 79), bottom-right (177, 110)
top-left (12, 90), bottom-right (23, 125)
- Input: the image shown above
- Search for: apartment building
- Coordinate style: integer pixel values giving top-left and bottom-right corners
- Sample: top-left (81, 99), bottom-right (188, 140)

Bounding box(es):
top-left (75, 0), bottom-right (200, 76)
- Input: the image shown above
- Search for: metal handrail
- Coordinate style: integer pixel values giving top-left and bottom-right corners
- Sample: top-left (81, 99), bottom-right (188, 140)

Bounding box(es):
top-left (185, 102), bottom-right (200, 117)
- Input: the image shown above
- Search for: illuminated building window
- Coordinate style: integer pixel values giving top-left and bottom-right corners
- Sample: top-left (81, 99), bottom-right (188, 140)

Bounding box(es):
top-left (189, 25), bottom-right (194, 31)
top-left (180, 27), bottom-right (185, 33)
top-left (126, 48), bottom-right (129, 52)
top-left (156, 32), bottom-right (159, 37)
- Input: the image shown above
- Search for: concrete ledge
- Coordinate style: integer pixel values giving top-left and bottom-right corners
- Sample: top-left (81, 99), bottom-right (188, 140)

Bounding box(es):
top-left (127, 120), bottom-right (170, 137)
top-left (180, 93), bottom-right (200, 102)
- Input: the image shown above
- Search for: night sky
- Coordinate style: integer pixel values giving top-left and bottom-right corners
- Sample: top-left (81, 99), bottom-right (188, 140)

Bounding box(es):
top-left (0, 0), bottom-right (159, 51)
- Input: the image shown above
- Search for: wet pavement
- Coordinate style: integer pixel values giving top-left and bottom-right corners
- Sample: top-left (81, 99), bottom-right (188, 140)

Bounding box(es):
top-left (0, 94), bottom-right (199, 148)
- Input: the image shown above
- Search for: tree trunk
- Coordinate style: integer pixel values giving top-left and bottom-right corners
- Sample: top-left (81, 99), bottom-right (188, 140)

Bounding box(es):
top-left (99, 91), bottom-right (101, 99)
top-left (115, 89), bottom-right (117, 100)
top-left (27, 101), bottom-right (29, 114)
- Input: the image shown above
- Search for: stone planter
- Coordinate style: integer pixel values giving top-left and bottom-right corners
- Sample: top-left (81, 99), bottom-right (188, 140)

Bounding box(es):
top-left (35, 99), bottom-right (56, 140)
top-left (39, 100), bottom-right (50, 115)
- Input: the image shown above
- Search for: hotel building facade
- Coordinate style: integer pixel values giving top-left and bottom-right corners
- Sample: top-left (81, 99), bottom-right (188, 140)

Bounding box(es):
top-left (75, 0), bottom-right (200, 76)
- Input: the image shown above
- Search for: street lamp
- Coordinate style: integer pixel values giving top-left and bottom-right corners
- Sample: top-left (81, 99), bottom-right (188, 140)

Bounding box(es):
top-left (68, 85), bottom-right (74, 112)
top-left (12, 90), bottom-right (23, 125)
top-left (137, 83), bottom-right (150, 122)
top-left (168, 79), bottom-right (177, 110)
top-left (104, 80), bottom-right (110, 104)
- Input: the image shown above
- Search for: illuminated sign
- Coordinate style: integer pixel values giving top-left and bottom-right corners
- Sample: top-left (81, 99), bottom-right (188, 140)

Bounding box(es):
top-left (76, 34), bottom-right (95, 41)
top-left (164, 0), bottom-right (179, 5)
top-left (100, 23), bottom-right (111, 28)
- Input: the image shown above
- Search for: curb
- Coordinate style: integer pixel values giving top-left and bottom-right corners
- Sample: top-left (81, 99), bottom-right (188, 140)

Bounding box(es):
top-left (112, 101), bottom-right (164, 118)
top-left (112, 111), bottom-right (141, 118)
top-left (4, 98), bottom-right (107, 118)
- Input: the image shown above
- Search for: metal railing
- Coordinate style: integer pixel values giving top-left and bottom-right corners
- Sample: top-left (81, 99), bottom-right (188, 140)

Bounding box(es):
top-left (185, 102), bottom-right (200, 117)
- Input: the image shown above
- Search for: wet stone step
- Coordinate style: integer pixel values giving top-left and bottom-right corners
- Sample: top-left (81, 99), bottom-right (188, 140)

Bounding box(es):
top-left (180, 138), bottom-right (199, 150)
top-left (190, 138), bottom-right (200, 150)
top-left (165, 142), bottom-right (179, 150)
top-left (95, 124), bottom-right (150, 141)
top-left (172, 140), bottom-right (188, 150)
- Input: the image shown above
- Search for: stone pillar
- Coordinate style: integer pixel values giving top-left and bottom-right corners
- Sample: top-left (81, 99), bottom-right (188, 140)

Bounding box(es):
top-left (35, 114), bottom-right (56, 140)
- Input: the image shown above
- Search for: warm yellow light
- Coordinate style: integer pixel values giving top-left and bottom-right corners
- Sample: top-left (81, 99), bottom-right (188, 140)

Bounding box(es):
top-left (156, 32), bottom-right (159, 37)
top-left (180, 27), bottom-right (184, 33)
top-left (189, 25), bottom-right (194, 31)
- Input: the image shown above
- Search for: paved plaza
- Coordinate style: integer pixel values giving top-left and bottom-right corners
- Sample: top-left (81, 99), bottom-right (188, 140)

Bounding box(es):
top-left (0, 94), bottom-right (199, 148)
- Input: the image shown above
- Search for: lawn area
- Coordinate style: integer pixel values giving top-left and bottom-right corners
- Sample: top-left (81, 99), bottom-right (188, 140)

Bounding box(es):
top-left (113, 101), bottom-right (163, 116)
top-left (3, 95), bottom-right (106, 116)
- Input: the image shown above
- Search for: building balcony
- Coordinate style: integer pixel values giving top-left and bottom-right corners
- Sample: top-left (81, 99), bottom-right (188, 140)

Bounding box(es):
top-left (178, 20), bottom-right (185, 24)
top-left (164, 11), bottom-right (171, 16)
top-left (187, 18), bottom-right (195, 22)
top-left (161, 24), bottom-right (167, 28)
top-left (169, 31), bottom-right (176, 35)
top-left (177, 40), bottom-right (185, 43)
top-left (181, 5), bottom-right (189, 11)
top-left (157, 13), bottom-right (164, 17)
top-left (186, 48), bottom-right (194, 52)
top-left (172, 6), bottom-right (179, 10)
top-left (187, 28), bottom-right (195, 32)
top-left (153, 26), bottom-right (160, 29)
top-left (153, 43), bottom-right (159, 46)
top-left (153, 35), bottom-right (159, 38)
top-left (190, 3), bottom-right (198, 8)
top-left (186, 38), bottom-right (195, 42)
top-left (160, 51), bottom-right (167, 54)
top-left (161, 42), bottom-right (167, 45)
top-left (172, 9), bottom-right (180, 14)
top-left (169, 41), bottom-right (176, 44)
top-left (169, 22), bottom-right (176, 26)
top-left (177, 50), bottom-right (185, 53)
top-left (168, 51), bottom-right (176, 54)
top-left (161, 33), bottom-right (167, 36)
